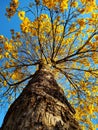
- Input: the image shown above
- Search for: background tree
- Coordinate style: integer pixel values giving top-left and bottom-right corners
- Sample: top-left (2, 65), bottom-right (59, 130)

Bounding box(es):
top-left (0, 0), bottom-right (98, 129)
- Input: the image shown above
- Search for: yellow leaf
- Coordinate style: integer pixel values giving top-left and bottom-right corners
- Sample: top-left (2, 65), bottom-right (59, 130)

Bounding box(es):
top-left (12, 71), bottom-right (18, 80)
top-left (18, 11), bottom-right (25, 20)
top-left (92, 53), bottom-right (98, 64)
top-left (95, 124), bottom-right (98, 128)
top-left (5, 52), bottom-right (10, 58)
top-left (0, 54), bottom-right (3, 59)
top-left (13, 0), bottom-right (19, 4)
top-left (4, 81), bottom-right (7, 86)
top-left (0, 35), bottom-right (4, 41)
top-left (79, 58), bottom-right (90, 67)
top-left (71, 1), bottom-right (78, 8)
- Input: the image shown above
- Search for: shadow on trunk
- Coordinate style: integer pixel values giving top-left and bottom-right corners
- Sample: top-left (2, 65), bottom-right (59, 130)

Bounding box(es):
top-left (1, 67), bottom-right (81, 130)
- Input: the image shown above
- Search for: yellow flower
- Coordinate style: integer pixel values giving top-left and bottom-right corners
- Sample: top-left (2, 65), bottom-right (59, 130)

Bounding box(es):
top-left (5, 52), bottom-right (10, 58)
top-left (20, 17), bottom-right (31, 33)
top-left (4, 81), bottom-right (7, 86)
top-left (13, 0), bottom-right (19, 4)
top-left (0, 54), bottom-right (3, 59)
top-left (12, 72), bottom-right (18, 80)
top-left (92, 53), bottom-right (98, 64)
top-left (0, 35), bottom-right (4, 40)
top-left (57, 16), bottom-right (60, 21)
top-left (18, 11), bottom-right (25, 20)
top-left (60, 0), bottom-right (68, 12)
top-left (71, 1), bottom-right (78, 8)
top-left (4, 42), bottom-right (14, 51)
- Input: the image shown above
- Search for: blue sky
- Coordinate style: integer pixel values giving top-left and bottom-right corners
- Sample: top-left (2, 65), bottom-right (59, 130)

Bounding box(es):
top-left (0, 1), bottom-right (35, 126)
top-left (0, 0), bottom-right (21, 126)
top-left (0, 0), bottom-right (21, 38)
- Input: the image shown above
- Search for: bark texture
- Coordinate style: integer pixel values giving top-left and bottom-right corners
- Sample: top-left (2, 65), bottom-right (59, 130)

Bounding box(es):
top-left (1, 67), bottom-right (81, 130)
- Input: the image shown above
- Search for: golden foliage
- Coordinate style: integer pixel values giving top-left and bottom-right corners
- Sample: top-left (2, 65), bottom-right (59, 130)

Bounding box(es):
top-left (6, 0), bottom-right (19, 18)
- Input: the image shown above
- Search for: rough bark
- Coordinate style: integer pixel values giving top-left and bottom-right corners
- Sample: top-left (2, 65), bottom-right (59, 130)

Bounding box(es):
top-left (1, 67), bottom-right (81, 130)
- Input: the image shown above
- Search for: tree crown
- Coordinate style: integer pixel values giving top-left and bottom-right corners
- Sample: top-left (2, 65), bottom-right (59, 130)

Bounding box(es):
top-left (0, 0), bottom-right (98, 129)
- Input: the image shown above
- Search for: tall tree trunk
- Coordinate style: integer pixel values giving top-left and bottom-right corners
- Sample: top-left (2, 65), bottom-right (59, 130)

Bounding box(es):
top-left (1, 67), bottom-right (81, 130)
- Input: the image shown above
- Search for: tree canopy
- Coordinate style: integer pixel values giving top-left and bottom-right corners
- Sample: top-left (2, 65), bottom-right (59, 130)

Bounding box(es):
top-left (0, 0), bottom-right (98, 129)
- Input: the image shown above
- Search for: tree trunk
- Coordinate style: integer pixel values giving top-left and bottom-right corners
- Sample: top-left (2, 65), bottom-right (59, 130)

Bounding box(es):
top-left (1, 67), bottom-right (81, 130)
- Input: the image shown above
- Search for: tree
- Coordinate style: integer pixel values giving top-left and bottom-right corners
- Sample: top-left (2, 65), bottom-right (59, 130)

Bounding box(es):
top-left (0, 0), bottom-right (98, 129)
top-left (1, 64), bottom-right (81, 130)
